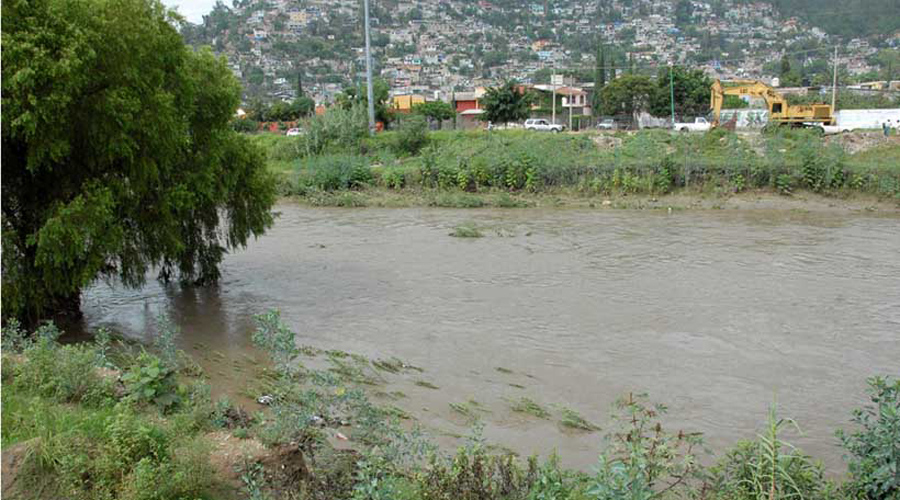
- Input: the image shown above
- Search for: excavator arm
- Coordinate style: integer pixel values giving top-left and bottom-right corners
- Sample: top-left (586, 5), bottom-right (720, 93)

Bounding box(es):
top-left (710, 79), bottom-right (833, 128)
top-left (711, 79), bottom-right (786, 126)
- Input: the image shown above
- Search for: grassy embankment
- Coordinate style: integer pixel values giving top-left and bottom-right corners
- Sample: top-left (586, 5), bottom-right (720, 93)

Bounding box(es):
top-left (3, 315), bottom-right (898, 500)
top-left (250, 126), bottom-right (900, 209)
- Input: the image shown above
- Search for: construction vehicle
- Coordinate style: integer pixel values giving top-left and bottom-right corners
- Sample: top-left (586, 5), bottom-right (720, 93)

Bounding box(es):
top-left (710, 79), bottom-right (834, 129)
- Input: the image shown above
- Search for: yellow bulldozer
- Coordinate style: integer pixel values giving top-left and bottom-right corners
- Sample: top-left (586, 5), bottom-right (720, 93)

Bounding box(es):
top-left (710, 79), bottom-right (834, 129)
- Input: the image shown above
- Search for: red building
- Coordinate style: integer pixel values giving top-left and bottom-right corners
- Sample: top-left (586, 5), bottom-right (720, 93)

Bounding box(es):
top-left (454, 92), bottom-right (481, 113)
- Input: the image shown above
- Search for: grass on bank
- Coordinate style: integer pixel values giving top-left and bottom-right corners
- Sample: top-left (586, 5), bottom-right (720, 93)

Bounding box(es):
top-left (249, 124), bottom-right (900, 206)
top-left (1, 322), bottom-right (226, 500)
top-left (4, 314), bottom-right (899, 500)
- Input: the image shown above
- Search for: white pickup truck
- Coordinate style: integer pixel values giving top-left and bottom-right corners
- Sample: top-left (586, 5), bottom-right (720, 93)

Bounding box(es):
top-left (673, 117), bottom-right (711, 132)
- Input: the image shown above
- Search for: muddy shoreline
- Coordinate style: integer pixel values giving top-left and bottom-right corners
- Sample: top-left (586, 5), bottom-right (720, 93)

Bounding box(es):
top-left (284, 188), bottom-right (900, 213)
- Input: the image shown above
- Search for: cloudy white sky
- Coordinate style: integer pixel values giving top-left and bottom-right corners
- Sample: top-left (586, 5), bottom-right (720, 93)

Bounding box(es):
top-left (162, 0), bottom-right (217, 23)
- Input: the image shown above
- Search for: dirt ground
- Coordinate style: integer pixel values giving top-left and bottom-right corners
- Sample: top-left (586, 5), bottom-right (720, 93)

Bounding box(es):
top-left (825, 130), bottom-right (900, 154)
top-left (1, 441), bottom-right (33, 499)
top-left (589, 129), bottom-right (900, 155)
top-left (206, 430), bottom-right (269, 490)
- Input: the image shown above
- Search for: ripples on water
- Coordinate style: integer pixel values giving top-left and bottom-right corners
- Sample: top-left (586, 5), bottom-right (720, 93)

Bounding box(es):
top-left (83, 206), bottom-right (900, 473)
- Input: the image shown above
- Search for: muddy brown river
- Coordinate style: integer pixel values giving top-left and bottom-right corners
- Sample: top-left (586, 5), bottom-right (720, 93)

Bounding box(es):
top-left (82, 205), bottom-right (900, 473)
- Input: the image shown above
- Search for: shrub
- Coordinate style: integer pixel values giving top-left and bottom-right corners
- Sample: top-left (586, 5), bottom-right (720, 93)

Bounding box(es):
top-left (252, 309), bottom-right (300, 377)
top-left (526, 454), bottom-right (579, 500)
top-left (352, 454), bottom-right (412, 500)
top-left (14, 331), bottom-right (113, 405)
top-left (298, 154), bottom-right (374, 191)
top-left (1, 318), bottom-right (30, 352)
top-left (269, 135), bottom-right (302, 161)
top-left (395, 115), bottom-right (429, 155)
top-left (107, 410), bottom-right (169, 466)
top-left (419, 446), bottom-right (537, 500)
top-left (232, 118), bottom-right (258, 133)
top-left (300, 105), bottom-right (369, 156)
top-left (838, 376), bottom-right (900, 500)
top-left (587, 393), bottom-right (704, 500)
top-left (121, 352), bottom-right (181, 410)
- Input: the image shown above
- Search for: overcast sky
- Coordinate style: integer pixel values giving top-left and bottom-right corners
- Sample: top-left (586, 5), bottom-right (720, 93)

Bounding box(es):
top-left (162, 0), bottom-right (216, 24)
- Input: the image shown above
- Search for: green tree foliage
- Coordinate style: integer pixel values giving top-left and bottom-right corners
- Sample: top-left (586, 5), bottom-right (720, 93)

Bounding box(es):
top-left (596, 75), bottom-right (655, 122)
top-left (873, 49), bottom-right (899, 83)
top-left (1, 0), bottom-right (277, 324)
top-left (650, 66), bottom-right (712, 119)
top-left (250, 97), bottom-right (315, 122)
top-left (779, 55), bottom-right (802, 87)
top-left (336, 78), bottom-right (393, 126)
top-left (674, 0), bottom-right (694, 26)
top-left (413, 101), bottom-right (455, 129)
top-left (723, 95), bottom-right (749, 109)
top-left (481, 81), bottom-right (534, 125)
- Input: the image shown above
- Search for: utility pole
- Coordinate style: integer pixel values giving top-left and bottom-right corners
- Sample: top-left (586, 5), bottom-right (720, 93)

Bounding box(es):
top-left (831, 45), bottom-right (838, 114)
top-left (568, 93), bottom-right (573, 130)
top-left (551, 64), bottom-right (557, 125)
top-left (669, 63), bottom-right (675, 129)
top-left (363, 0), bottom-right (376, 136)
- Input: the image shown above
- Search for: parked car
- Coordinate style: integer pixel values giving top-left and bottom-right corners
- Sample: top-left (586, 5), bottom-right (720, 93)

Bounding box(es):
top-left (524, 118), bottom-right (565, 133)
top-left (595, 119), bottom-right (616, 130)
top-left (805, 123), bottom-right (850, 135)
top-left (286, 128), bottom-right (302, 136)
top-left (673, 117), bottom-right (711, 132)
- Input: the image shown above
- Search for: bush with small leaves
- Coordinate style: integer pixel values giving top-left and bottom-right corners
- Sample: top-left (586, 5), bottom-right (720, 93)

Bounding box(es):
top-left (838, 376), bottom-right (900, 500)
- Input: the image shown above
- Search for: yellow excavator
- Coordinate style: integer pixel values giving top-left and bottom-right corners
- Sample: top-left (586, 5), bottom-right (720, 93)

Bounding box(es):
top-left (710, 79), bottom-right (834, 129)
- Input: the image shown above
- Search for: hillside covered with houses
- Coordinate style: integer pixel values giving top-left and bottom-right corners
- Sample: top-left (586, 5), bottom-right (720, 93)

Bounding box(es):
top-left (180, 0), bottom-right (900, 122)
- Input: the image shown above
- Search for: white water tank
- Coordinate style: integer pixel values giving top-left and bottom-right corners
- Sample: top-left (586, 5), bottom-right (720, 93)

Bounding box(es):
top-left (771, 77), bottom-right (781, 88)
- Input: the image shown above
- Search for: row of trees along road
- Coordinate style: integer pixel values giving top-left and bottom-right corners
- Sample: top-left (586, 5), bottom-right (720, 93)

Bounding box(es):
top-left (2, 0), bottom-right (277, 326)
top-left (480, 68), bottom-right (713, 126)
top-left (595, 67), bottom-right (713, 121)
top-left (246, 96), bottom-right (315, 122)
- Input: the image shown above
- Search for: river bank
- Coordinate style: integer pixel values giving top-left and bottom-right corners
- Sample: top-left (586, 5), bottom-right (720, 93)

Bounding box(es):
top-left (3, 313), bottom-right (898, 500)
top-left (253, 126), bottom-right (900, 215)
top-left (285, 187), bottom-right (900, 212)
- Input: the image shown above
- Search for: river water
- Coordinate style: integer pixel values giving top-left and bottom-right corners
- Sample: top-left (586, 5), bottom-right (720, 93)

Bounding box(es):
top-left (82, 205), bottom-right (900, 473)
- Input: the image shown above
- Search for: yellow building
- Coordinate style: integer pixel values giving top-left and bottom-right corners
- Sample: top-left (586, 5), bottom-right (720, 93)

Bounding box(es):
top-left (391, 94), bottom-right (426, 113)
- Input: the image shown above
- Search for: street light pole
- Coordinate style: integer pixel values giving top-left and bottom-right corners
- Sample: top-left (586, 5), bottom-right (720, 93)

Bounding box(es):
top-left (363, 0), bottom-right (376, 136)
top-left (669, 63), bottom-right (675, 129)
top-left (831, 45), bottom-right (838, 116)
top-left (551, 64), bottom-right (557, 125)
